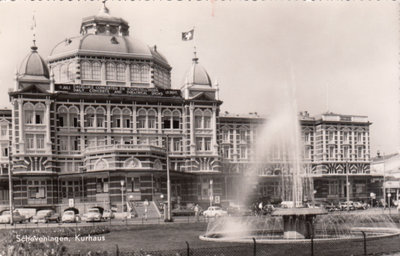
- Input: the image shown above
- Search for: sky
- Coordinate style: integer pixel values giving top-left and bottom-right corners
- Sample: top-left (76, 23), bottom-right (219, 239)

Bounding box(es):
top-left (0, 1), bottom-right (398, 156)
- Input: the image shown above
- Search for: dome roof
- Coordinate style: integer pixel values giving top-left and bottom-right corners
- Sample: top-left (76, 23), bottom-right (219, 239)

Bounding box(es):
top-left (183, 56), bottom-right (212, 87)
top-left (48, 34), bottom-right (169, 67)
top-left (48, 3), bottom-right (170, 68)
top-left (19, 45), bottom-right (49, 79)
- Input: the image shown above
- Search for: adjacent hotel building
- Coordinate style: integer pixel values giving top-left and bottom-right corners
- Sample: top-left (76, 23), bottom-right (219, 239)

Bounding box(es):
top-left (0, 5), bottom-right (381, 212)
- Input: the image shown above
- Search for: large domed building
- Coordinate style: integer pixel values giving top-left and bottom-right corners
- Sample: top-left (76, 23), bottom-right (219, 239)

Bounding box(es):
top-left (0, 4), bottom-right (377, 214)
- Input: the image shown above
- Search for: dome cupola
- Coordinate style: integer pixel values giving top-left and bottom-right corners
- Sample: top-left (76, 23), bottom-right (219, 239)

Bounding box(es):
top-left (80, 1), bottom-right (129, 36)
top-left (18, 43), bottom-right (49, 81)
top-left (183, 49), bottom-right (212, 88)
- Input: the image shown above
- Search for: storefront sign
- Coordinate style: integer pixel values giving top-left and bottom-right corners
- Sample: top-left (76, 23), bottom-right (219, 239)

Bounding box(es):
top-left (55, 84), bottom-right (181, 98)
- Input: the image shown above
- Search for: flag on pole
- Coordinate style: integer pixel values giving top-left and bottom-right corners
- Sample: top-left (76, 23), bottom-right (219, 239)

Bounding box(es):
top-left (182, 29), bottom-right (194, 41)
top-left (30, 13), bottom-right (36, 31)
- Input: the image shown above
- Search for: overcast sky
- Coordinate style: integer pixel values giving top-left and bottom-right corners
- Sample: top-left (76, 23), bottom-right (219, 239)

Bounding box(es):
top-left (0, 1), bottom-right (398, 156)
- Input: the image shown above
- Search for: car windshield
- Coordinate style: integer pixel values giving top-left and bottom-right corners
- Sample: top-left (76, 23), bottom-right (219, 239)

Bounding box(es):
top-left (64, 211), bottom-right (74, 215)
top-left (88, 209), bottom-right (99, 213)
top-left (213, 207), bottom-right (221, 210)
top-left (37, 210), bottom-right (51, 216)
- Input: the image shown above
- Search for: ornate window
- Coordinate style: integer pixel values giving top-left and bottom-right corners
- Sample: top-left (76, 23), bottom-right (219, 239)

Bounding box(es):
top-left (137, 109), bottom-right (146, 129)
top-left (122, 108), bottom-right (131, 128)
top-left (57, 106), bottom-right (68, 127)
top-left (85, 107), bottom-right (95, 127)
top-left (112, 108), bottom-right (121, 128)
top-left (96, 107), bottom-right (105, 128)
top-left (194, 110), bottom-right (202, 129)
top-left (172, 110), bottom-right (180, 129)
top-left (34, 103), bottom-right (45, 124)
top-left (141, 65), bottom-right (149, 83)
top-left (106, 62), bottom-right (116, 80)
top-left (81, 61), bottom-right (91, 79)
top-left (24, 103), bottom-right (34, 124)
top-left (130, 64), bottom-right (140, 82)
top-left (116, 64), bottom-right (125, 81)
top-left (92, 62), bottom-right (101, 80)
top-left (124, 158), bottom-right (141, 168)
top-left (69, 107), bottom-right (79, 127)
top-left (148, 109), bottom-right (157, 129)
top-left (203, 110), bottom-right (212, 129)
top-left (162, 110), bottom-right (171, 129)
top-left (67, 63), bottom-right (75, 82)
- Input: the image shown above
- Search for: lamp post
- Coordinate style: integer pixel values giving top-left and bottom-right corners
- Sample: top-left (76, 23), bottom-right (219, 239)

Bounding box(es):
top-left (388, 193), bottom-right (391, 211)
top-left (8, 162), bottom-right (13, 225)
top-left (346, 161), bottom-right (350, 212)
top-left (209, 179), bottom-right (213, 207)
top-left (120, 180), bottom-right (125, 213)
top-left (165, 134), bottom-right (172, 222)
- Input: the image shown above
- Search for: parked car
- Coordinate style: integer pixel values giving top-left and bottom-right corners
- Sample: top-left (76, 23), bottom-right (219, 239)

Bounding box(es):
top-left (62, 210), bottom-right (80, 223)
top-left (339, 201), bottom-right (355, 211)
top-left (31, 209), bottom-right (60, 223)
top-left (202, 206), bottom-right (228, 217)
top-left (102, 209), bottom-right (115, 220)
top-left (0, 210), bottom-right (25, 224)
top-left (82, 208), bottom-right (103, 222)
top-left (172, 207), bottom-right (195, 216)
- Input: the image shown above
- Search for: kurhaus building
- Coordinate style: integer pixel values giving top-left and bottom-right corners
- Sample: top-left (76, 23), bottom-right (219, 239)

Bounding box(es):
top-left (0, 5), bottom-right (381, 213)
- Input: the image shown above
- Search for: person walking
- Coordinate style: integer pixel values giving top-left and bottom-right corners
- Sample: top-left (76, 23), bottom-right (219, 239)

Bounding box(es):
top-left (194, 204), bottom-right (199, 222)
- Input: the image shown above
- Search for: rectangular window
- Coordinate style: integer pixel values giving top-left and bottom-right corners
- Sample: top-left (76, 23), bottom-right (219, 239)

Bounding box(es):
top-left (173, 120), bottom-right (180, 129)
top-left (163, 119), bottom-right (171, 129)
top-left (204, 116), bottom-right (211, 129)
top-left (2, 147), bottom-right (8, 157)
top-left (28, 186), bottom-right (46, 199)
top-left (240, 130), bottom-right (246, 142)
top-left (25, 111), bottom-right (33, 124)
top-left (87, 115), bottom-right (94, 127)
top-left (26, 135), bottom-right (34, 149)
top-left (36, 135), bottom-right (44, 149)
top-left (196, 138), bottom-right (203, 151)
top-left (71, 137), bottom-right (79, 151)
top-left (124, 119), bottom-right (130, 128)
top-left (73, 117), bottom-right (79, 127)
top-left (35, 114), bottom-right (42, 124)
top-left (133, 177), bottom-right (140, 192)
top-left (205, 138), bottom-right (211, 151)
top-left (97, 116), bottom-right (104, 127)
top-left (58, 116), bottom-right (64, 127)
top-left (173, 138), bottom-right (181, 152)
top-left (195, 116), bottom-right (202, 129)
top-left (0, 125), bottom-right (7, 136)
top-left (60, 137), bottom-right (68, 151)
top-left (148, 118), bottom-right (156, 129)
top-left (137, 118), bottom-right (146, 129)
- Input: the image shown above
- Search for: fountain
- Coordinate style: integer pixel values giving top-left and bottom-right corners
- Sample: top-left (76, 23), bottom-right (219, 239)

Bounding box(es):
top-left (200, 70), bottom-right (400, 244)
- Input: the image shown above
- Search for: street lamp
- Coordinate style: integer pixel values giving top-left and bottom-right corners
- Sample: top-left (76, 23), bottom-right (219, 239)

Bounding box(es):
top-left (120, 180), bottom-right (125, 213)
top-left (165, 134), bottom-right (172, 222)
top-left (388, 193), bottom-right (391, 209)
top-left (209, 179), bottom-right (213, 207)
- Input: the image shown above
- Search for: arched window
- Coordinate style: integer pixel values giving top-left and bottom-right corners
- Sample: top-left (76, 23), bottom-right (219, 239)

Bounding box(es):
top-left (203, 110), bottom-right (212, 129)
top-left (130, 64), bottom-right (140, 82)
top-left (124, 157), bottom-right (141, 168)
top-left (106, 63), bottom-right (116, 80)
top-left (67, 63), bottom-right (75, 82)
top-left (122, 108), bottom-right (132, 128)
top-left (92, 62), bottom-right (101, 80)
top-left (96, 107), bottom-right (105, 128)
top-left (57, 106), bottom-right (68, 127)
top-left (194, 109), bottom-right (203, 129)
top-left (94, 158), bottom-right (108, 170)
top-left (162, 110), bottom-right (171, 129)
top-left (141, 65), bottom-right (149, 83)
top-left (81, 61), bottom-right (91, 79)
top-left (24, 103), bottom-right (34, 124)
top-left (112, 108), bottom-right (121, 128)
top-left (69, 106), bottom-right (79, 128)
top-left (85, 107), bottom-right (95, 127)
top-left (116, 64), bottom-right (125, 81)
top-left (137, 109), bottom-right (146, 129)
top-left (60, 64), bottom-right (68, 82)
top-left (172, 110), bottom-right (181, 129)
top-left (34, 103), bottom-right (45, 124)
top-left (147, 109), bottom-right (157, 129)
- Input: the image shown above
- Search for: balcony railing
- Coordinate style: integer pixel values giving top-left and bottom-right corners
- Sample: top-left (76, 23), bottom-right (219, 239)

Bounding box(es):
top-left (83, 144), bottom-right (166, 155)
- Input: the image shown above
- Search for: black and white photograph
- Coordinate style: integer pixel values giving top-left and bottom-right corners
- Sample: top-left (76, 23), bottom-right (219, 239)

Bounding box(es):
top-left (0, 1), bottom-right (399, 255)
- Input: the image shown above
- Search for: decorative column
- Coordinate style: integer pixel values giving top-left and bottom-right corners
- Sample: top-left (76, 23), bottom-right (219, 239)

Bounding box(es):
top-left (101, 60), bottom-right (106, 86)
top-left (322, 128), bottom-right (326, 161)
top-left (18, 98), bottom-right (25, 154)
top-left (337, 128), bottom-right (341, 161)
top-left (212, 106), bottom-right (218, 154)
top-left (232, 125), bottom-right (237, 162)
top-left (11, 99), bottom-right (17, 154)
top-left (189, 104), bottom-right (195, 154)
top-left (365, 131), bottom-right (369, 161)
top-left (106, 103), bottom-right (111, 145)
top-left (351, 130), bottom-right (355, 161)
top-left (45, 100), bottom-right (52, 154)
top-left (132, 104), bottom-right (137, 144)
top-left (80, 102), bottom-right (85, 150)
top-left (125, 62), bottom-right (130, 87)
top-left (158, 105), bottom-right (162, 146)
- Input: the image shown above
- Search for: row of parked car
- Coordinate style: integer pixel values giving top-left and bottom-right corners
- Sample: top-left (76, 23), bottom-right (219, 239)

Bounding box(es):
top-left (0, 207), bottom-right (116, 224)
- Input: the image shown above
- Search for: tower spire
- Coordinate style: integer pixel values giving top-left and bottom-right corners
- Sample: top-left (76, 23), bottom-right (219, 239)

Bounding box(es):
top-left (30, 11), bottom-right (37, 51)
top-left (192, 46), bottom-right (198, 63)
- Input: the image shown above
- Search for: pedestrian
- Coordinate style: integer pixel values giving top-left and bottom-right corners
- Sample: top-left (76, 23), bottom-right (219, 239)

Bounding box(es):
top-left (194, 204), bottom-right (199, 222)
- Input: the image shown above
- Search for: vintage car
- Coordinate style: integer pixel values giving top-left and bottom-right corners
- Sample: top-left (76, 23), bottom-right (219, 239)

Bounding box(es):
top-left (61, 210), bottom-right (80, 223)
top-left (31, 209), bottom-right (60, 223)
top-left (82, 208), bottom-right (103, 222)
top-left (102, 209), bottom-right (115, 220)
top-left (0, 210), bottom-right (25, 224)
top-left (202, 206), bottom-right (228, 218)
